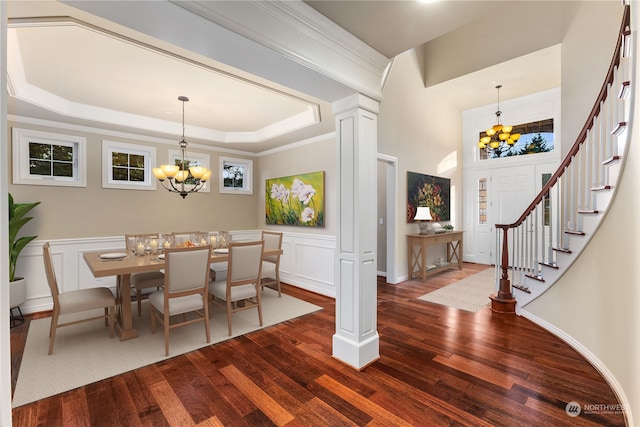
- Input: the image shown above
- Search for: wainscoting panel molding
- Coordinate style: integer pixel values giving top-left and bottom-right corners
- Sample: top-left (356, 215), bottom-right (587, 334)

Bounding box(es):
top-left (15, 231), bottom-right (337, 315)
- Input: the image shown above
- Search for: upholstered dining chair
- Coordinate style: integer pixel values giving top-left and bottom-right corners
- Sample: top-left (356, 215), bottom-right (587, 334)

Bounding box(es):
top-left (125, 233), bottom-right (165, 316)
top-left (43, 242), bottom-right (115, 355)
top-left (261, 231), bottom-right (283, 297)
top-left (171, 231), bottom-right (217, 282)
top-left (208, 240), bottom-right (264, 336)
top-left (149, 245), bottom-right (211, 356)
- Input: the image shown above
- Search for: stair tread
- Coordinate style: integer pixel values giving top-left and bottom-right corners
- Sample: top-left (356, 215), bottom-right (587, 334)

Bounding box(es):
top-left (610, 121), bottom-right (627, 136)
top-left (525, 273), bottom-right (545, 283)
top-left (553, 247), bottom-right (572, 254)
top-left (513, 284), bottom-right (531, 294)
top-left (540, 262), bottom-right (560, 269)
top-left (603, 155), bottom-right (621, 166)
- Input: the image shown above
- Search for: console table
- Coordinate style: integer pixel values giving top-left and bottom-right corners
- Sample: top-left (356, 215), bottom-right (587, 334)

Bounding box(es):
top-left (407, 231), bottom-right (463, 282)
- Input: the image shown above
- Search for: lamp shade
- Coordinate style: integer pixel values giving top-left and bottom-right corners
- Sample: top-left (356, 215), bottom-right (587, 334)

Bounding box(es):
top-left (414, 206), bottom-right (433, 221)
top-left (152, 168), bottom-right (167, 180)
top-left (189, 166), bottom-right (206, 179)
top-left (160, 164), bottom-right (180, 178)
top-left (174, 170), bottom-right (189, 182)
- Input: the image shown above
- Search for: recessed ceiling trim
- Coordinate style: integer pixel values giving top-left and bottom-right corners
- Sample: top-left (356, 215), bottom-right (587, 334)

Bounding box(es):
top-left (7, 114), bottom-right (260, 158)
top-left (9, 113), bottom-right (337, 159)
top-left (8, 16), bottom-right (321, 144)
top-left (222, 107), bottom-right (321, 143)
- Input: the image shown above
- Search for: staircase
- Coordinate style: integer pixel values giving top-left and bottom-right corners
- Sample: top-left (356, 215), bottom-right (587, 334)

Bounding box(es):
top-left (491, 5), bottom-right (633, 312)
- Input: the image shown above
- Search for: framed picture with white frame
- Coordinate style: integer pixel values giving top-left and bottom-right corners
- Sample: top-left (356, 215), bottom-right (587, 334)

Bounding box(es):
top-left (168, 149), bottom-right (211, 193)
top-left (219, 156), bottom-right (253, 195)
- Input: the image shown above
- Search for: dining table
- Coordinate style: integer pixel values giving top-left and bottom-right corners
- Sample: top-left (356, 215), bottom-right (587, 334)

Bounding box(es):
top-left (83, 246), bottom-right (283, 341)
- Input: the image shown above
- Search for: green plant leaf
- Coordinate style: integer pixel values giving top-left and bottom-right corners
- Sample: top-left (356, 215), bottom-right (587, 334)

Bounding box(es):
top-left (8, 193), bottom-right (40, 282)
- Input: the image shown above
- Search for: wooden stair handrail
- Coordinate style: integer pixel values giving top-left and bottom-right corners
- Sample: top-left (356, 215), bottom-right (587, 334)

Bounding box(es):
top-left (496, 5), bottom-right (630, 231)
top-left (491, 5), bottom-right (630, 314)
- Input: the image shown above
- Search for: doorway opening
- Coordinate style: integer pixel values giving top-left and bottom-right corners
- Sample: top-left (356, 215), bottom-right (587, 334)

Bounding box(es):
top-left (377, 154), bottom-right (398, 283)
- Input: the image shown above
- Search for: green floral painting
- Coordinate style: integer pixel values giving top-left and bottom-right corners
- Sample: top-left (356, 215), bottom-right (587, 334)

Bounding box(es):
top-left (407, 172), bottom-right (450, 222)
top-left (266, 171), bottom-right (325, 227)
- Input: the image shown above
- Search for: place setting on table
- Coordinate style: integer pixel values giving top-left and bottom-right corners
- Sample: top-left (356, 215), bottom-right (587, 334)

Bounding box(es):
top-left (123, 231), bottom-right (230, 259)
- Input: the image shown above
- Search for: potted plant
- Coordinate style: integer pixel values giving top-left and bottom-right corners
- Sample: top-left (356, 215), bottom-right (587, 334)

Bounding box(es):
top-left (9, 193), bottom-right (40, 320)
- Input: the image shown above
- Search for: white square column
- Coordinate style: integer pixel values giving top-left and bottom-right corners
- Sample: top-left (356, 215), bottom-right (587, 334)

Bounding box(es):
top-left (332, 93), bottom-right (380, 369)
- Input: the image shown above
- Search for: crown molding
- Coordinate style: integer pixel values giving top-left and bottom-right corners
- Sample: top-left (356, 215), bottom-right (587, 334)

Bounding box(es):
top-left (172, 0), bottom-right (389, 101)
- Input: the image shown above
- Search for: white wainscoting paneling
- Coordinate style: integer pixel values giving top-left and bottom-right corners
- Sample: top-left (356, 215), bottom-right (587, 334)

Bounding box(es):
top-left (279, 232), bottom-right (336, 297)
top-left (16, 231), bottom-right (336, 314)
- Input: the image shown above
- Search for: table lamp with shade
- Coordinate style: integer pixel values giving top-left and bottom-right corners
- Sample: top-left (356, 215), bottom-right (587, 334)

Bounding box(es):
top-left (414, 206), bottom-right (432, 234)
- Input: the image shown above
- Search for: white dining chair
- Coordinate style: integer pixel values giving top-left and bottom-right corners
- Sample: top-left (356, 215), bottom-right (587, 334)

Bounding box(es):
top-left (149, 245), bottom-right (211, 356)
top-left (209, 240), bottom-right (264, 336)
top-left (43, 242), bottom-right (115, 355)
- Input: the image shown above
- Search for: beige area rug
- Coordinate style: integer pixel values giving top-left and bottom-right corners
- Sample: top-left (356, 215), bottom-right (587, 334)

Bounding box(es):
top-left (12, 288), bottom-right (321, 407)
top-left (417, 268), bottom-right (497, 312)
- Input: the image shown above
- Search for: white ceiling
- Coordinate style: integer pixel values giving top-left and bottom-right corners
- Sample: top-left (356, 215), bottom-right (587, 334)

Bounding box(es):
top-left (7, 0), bottom-right (566, 154)
top-left (305, 0), bottom-right (505, 59)
top-left (8, 19), bottom-right (320, 143)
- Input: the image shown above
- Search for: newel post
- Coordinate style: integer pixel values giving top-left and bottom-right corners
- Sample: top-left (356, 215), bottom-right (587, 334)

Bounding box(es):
top-left (490, 225), bottom-right (517, 314)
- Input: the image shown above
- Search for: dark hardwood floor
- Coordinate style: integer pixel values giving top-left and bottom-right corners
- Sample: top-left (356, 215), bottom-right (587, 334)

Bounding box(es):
top-left (11, 263), bottom-right (626, 426)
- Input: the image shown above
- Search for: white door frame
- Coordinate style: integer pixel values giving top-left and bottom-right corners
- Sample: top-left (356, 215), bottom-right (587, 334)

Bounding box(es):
top-left (377, 153), bottom-right (399, 283)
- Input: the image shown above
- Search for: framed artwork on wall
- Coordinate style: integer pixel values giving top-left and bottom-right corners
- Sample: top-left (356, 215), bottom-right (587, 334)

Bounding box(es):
top-left (265, 171), bottom-right (325, 227)
top-left (407, 171), bottom-right (450, 222)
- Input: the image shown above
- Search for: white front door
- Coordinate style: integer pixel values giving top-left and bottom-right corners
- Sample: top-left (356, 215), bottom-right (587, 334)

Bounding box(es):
top-left (491, 165), bottom-right (537, 266)
top-left (471, 165), bottom-right (537, 265)
top-left (493, 165), bottom-right (537, 225)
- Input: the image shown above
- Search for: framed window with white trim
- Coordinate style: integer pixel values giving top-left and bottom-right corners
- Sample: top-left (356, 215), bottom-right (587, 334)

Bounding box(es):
top-left (102, 140), bottom-right (157, 190)
top-left (220, 156), bottom-right (253, 195)
top-left (12, 127), bottom-right (87, 187)
top-left (168, 149), bottom-right (211, 193)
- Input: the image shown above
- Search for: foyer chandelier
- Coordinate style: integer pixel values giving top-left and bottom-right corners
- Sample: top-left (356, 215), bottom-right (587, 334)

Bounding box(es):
top-left (153, 96), bottom-right (211, 199)
top-left (478, 85), bottom-right (520, 151)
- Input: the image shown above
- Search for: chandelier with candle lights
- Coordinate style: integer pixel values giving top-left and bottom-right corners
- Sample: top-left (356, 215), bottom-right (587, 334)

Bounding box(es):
top-left (153, 96), bottom-right (211, 198)
top-left (478, 85), bottom-right (521, 154)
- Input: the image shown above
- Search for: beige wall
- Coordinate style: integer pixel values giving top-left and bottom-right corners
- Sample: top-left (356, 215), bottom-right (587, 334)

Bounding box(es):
top-left (561, 2), bottom-right (625, 157)
top-left (378, 51), bottom-right (462, 270)
top-left (257, 136), bottom-right (337, 237)
top-left (8, 120), bottom-right (259, 240)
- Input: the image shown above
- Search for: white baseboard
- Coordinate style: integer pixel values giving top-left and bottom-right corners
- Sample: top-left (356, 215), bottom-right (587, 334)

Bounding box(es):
top-left (521, 309), bottom-right (633, 427)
